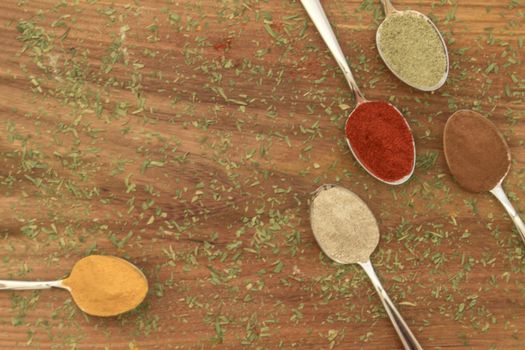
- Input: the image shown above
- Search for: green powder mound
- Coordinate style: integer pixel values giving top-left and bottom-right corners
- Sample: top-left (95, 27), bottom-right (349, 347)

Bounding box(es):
top-left (378, 11), bottom-right (447, 89)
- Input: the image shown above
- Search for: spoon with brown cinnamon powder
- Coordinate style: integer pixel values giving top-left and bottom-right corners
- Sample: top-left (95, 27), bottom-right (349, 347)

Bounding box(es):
top-left (443, 110), bottom-right (525, 245)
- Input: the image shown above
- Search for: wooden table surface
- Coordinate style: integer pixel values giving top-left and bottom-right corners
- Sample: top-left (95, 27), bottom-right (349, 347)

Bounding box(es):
top-left (0, 0), bottom-right (524, 349)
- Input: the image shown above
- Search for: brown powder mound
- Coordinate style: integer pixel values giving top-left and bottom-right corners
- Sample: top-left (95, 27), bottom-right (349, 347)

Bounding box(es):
top-left (443, 110), bottom-right (510, 192)
top-left (62, 255), bottom-right (148, 317)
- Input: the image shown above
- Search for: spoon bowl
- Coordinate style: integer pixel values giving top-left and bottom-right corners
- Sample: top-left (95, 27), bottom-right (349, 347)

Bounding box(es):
top-left (345, 101), bottom-right (416, 185)
top-left (443, 110), bottom-right (510, 192)
top-left (377, 1), bottom-right (449, 91)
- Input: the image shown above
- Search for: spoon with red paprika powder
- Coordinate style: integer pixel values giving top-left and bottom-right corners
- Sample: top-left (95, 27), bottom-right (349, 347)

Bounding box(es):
top-left (301, 0), bottom-right (415, 185)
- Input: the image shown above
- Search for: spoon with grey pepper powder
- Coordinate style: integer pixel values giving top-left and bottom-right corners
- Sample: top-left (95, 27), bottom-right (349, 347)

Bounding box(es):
top-left (444, 110), bottom-right (525, 245)
top-left (310, 185), bottom-right (423, 350)
top-left (376, 0), bottom-right (449, 91)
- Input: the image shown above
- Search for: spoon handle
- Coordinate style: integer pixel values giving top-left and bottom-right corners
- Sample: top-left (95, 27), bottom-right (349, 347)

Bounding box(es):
top-left (380, 0), bottom-right (397, 15)
top-left (300, 0), bottom-right (366, 103)
top-left (0, 280), bottom-right (64, 290)
top-left (490, 183), bottom-right (525, 246)
top-left (360, 260), bottom-right (423, 350)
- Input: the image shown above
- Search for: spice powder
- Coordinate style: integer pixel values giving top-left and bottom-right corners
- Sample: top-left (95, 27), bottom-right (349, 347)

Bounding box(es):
top-left (62, 255), bottom-right (148, 317)
top-left (345, 101), bottom-right (414, 182)
top-left (443, 110), bottom-right (510, 192)
top-left (378, 11), bottom-right (447, 89)
top-left (310, 186), bottom-right (379, 264)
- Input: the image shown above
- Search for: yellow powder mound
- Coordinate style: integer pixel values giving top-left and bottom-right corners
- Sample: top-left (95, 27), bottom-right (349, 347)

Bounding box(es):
top-left (62, 255), bottom-right (148, 317)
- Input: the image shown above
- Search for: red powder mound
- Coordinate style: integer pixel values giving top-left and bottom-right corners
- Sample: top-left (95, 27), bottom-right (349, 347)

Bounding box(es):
top-left (345, 101), bottom-right (415, 182)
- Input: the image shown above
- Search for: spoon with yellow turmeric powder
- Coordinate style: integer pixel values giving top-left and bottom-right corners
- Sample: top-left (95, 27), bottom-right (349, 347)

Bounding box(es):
top-left (0, 255), bottom-right (148, 317)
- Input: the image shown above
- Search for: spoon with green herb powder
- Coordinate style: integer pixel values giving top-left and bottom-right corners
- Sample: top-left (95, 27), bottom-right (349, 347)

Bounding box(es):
top-left (310, 185), bottom-right (423, 350)
top-left (443, 110), bottom-right (525, 246)
top-left (376, 0), bottom-right (449, 91)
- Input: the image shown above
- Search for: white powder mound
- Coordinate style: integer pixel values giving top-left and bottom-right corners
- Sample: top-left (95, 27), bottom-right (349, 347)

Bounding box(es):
top-left (310, 186), bottom-right (380, 264)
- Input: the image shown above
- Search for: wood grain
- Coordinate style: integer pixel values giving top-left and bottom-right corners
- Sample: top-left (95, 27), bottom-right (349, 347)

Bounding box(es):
top-left (0, 0), bottom-right (524, 349)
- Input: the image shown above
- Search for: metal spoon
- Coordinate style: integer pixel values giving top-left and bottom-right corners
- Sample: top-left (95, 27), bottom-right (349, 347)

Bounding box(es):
top-left (310, 184), bottom-right (423, 350)
top-left (377, 0), bottom-right (449, 91)
top-left (300, 0), bottom-right (415, 185)
top-left (492, 181), bottom-right (525, 246)
top-left (443, 110), bottom-right (525, 245)
top-left (0, 255), bottom-right (148, 317)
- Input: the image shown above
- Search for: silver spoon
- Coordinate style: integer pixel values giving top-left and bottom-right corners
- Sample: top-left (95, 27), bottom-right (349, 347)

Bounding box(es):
top-left (300, 0), bottom-right (415, 185)
top-left (377, 0), bottom-right (449, 91)
top-left (0, 255), bottom-right (148, 317)
top-left (310, 184), bottom-right (423, 350)
top-left (492, 182), bottom-right (525, 246)
top-left (443, 110), bottom-right (525, 245)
